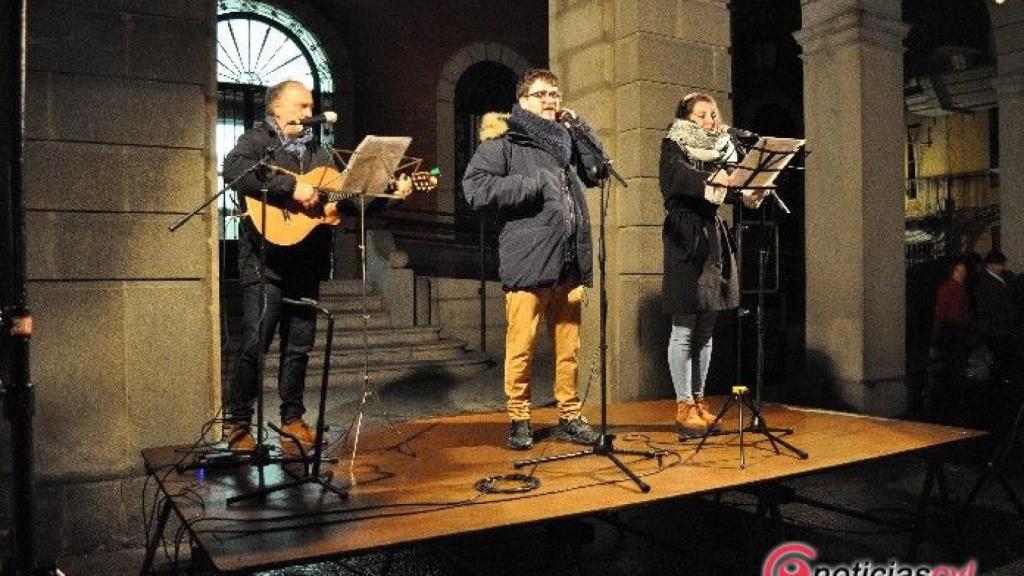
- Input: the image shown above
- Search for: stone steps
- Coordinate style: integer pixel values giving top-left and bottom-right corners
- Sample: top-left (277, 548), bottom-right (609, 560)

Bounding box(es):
top-left (221, 280), bottom-right (493, 389)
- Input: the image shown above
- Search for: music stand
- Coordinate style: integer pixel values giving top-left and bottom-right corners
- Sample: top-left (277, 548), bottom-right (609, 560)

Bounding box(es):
top-left (692, 137), bottom-right (809, 467)
top-left (330, 136), bottom-right (419, 486)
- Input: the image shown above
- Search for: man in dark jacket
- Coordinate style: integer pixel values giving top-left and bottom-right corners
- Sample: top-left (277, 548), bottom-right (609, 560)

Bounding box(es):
top-left (974, 250), bottom-right (1018, 384)
top-left (222, 80), bottom-right (346, 457)
top-left (462, 69), bottom-right (606, 450)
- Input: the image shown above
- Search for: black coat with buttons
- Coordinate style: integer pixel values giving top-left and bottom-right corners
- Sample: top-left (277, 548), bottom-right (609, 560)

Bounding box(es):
top-left (660, 139), bottom-right (740, 315)
top-left (462, 107), bottom-right (606, 291)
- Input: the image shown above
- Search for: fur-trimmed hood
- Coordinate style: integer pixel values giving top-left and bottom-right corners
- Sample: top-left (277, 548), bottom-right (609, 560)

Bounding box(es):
top-left (479, 112), bottom-right (510, 141)
top-left (479, 104), bottom-right (573, 167)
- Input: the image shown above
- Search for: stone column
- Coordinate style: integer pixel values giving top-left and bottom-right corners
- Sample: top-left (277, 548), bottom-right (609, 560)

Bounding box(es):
top-left (989, 2), bottom-right (1024, 266)
top-left (550, 0), bottom-right (732, 402)
top-left (794, 0), bottom-right (909, 415)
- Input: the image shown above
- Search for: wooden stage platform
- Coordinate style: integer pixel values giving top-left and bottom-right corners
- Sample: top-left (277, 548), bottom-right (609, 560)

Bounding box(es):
top-left (141, 399), bottom-right (983, 574)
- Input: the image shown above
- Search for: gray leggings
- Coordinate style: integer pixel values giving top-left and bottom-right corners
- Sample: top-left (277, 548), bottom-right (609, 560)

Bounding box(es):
top-left (667, 311), bottom-right (718, 402)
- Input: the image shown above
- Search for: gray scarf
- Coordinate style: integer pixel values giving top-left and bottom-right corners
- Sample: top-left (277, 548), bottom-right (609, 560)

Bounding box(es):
top-left (507, 104), bottom-right (573, 167)
top-left (666, 118), bottom-right (736, 164)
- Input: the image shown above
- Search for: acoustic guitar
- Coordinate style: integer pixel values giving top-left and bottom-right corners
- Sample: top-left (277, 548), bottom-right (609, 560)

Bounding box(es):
top-left (244, 165), bottom-right (438, 246)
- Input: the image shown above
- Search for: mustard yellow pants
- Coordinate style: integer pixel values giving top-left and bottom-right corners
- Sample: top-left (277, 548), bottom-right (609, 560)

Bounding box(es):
top-left (504, 283), bottom-right (584, 421)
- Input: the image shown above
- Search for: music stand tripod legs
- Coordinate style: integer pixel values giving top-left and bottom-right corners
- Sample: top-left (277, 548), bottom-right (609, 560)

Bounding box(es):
top-left (693, 386), bottom-right (807, 469)
top-left (227, 299), bottom-right (346, 504)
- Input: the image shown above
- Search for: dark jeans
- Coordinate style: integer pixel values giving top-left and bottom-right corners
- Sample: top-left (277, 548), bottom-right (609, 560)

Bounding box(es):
top-left (228, 277), bottom-right (319, 423)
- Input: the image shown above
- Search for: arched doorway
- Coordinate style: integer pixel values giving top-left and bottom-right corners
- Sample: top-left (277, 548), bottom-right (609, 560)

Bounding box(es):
top-left (453, 61), bottom-right (518, 242)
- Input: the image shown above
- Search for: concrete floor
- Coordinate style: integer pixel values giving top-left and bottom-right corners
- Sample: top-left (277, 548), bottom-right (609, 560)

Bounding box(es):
top-left (56, 354), bottom-right (1024, 575)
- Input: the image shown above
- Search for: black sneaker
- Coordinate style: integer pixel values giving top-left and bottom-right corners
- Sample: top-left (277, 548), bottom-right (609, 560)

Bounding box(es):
top-left (555, 416), bottom-right (599, 445)
top-left (508, 419), bottom-right (533, 450)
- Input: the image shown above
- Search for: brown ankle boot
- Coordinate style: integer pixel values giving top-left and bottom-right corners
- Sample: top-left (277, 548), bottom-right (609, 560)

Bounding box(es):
top-left (226, 423), bottom-right (255, 453)
top-left (694, 396), bottom-right (718, 426)
top-left (675, 401), bottom-right (708, 438)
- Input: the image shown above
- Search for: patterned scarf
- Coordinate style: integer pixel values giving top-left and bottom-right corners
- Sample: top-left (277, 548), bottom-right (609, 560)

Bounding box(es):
top-left (666, 118), bottom-right (736, 164)
top-left (265, 115), bottom-right (314, 157)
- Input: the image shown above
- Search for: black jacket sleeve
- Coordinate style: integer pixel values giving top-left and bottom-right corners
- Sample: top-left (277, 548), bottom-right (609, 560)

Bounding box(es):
top-left (223, 129), bottom-right (296, 206)
top-left (659, 139), bottom-right (707, 202)
top-left (462, 138), bottom-right (541, 211)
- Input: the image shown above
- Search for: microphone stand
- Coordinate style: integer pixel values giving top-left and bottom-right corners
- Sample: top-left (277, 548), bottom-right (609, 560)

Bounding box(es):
top-left (170, 146), bottom-right (308, 500)
top-left (513, 120), bottom-right (663, 493)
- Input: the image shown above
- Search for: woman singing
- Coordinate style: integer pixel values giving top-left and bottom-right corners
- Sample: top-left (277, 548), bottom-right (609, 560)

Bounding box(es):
top-left (660, 92), bottom-right (763, 438)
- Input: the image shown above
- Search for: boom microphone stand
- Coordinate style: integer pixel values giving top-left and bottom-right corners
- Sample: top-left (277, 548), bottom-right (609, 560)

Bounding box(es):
top-left (513, 120), bottom-right (662, 493)
top-left (170, 147), bottom-right (282, 497)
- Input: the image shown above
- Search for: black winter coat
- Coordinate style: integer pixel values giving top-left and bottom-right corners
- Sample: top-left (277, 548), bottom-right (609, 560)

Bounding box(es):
top-left (223, 122), bottom-right (334, 286)
top-left (660, 139), bottom-right (739, 315)
top-left (462, 106), bottom-right (606, 291)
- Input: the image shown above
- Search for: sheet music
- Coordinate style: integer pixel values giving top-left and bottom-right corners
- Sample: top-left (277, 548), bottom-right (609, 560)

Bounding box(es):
top-left (715, 136), bottom-right (805, 190)
top-left (338, 135), bottom-right (412, 197)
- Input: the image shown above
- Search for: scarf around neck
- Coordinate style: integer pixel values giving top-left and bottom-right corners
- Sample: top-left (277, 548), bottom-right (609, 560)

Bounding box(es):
top-left (666, 118), bottom-right (736, 164)
top-left (506, 104), bottom-right (573, 166)
top-left (265, 115), bottom-right (314, 157)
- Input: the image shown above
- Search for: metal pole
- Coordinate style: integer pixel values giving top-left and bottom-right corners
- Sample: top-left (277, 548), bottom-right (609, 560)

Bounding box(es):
top-left (2, 1), bottom-right (41, 573)
top-left (478, 218), bottom-right (486, 352)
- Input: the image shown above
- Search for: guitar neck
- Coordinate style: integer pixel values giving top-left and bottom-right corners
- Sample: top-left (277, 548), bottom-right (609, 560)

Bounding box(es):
top-left (320, 190), bottom-right (360, 203)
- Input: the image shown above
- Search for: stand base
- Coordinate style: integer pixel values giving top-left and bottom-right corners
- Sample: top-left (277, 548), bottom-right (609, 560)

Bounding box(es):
top-left (513, 434), bottom-right (665, 493)
top-left (693, 387), bottom-right (808, 469)
top-left (226, 473), bottom-right (348, 505)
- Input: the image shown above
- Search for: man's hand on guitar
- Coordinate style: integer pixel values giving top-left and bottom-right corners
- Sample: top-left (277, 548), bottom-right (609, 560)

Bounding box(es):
top-left (292, 181), bottom-right (318, 209)
top-left (393, 173), bottom-right (414, 198)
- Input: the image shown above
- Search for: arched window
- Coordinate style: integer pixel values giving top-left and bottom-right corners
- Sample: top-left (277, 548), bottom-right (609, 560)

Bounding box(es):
top-left (215, 0), bottom-right (334, 239)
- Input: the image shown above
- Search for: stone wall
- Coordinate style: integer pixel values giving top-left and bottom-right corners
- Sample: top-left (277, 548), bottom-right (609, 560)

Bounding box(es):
top-left (550, 0), bottom-right (732, 403)
top-left (0, 0), bottom-right (219, 560)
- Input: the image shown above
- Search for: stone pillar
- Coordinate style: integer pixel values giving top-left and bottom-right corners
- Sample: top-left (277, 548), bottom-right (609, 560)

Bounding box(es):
top-left (550, 0), bottom-right (732, 402)
top-left (794, 0), bottom-right (909, 415)
top-left (2, 0), bottom-right (219, 558)
top-left (989, 2), bottom-right (1024, 266)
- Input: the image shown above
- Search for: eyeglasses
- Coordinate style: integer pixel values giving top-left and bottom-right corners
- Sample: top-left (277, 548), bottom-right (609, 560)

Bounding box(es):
top-left (526, 90), bottom-right (562, 100)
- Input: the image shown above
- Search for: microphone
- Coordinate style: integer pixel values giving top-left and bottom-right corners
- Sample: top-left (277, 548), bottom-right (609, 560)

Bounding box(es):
top-left (287, 111), bottom-right (338, 126)
top-left (724, 125), bottom-right (759, 139)
top-left (557, 109), bottom-right (582, 130)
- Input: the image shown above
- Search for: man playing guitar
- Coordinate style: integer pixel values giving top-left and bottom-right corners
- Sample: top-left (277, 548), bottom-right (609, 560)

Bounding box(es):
top-left (222, 80), bottom-right (412, 457)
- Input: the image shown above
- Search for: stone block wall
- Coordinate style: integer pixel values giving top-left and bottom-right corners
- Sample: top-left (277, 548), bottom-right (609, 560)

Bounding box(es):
top-left (0, 0), bottom-right (219, 560)
top-left (549, 0), bottom-right (732, 403)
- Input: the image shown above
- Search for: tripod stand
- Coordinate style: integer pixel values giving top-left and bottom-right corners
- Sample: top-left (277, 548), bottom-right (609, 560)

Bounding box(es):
top-left (327, 139), bottom-right (428, 486)
top-left (513, 128), bottom-right (661, 493)
top-left (694, 385), bottom-right (806, 468)
top-left (958, 398), bottom-right (1024, 522)
top-left (689, 137), bottom-right (808, 467)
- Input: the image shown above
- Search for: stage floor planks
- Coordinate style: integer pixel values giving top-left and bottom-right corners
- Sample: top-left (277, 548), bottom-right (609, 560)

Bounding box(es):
top-left (142, 399), bottom-right (984, 574)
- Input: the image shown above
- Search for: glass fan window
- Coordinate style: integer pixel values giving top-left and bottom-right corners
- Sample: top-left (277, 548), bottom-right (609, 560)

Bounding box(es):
top-left (217, 0), bottom-right (333, 92)
top-left (217, 18), bottom-right (316, 88)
